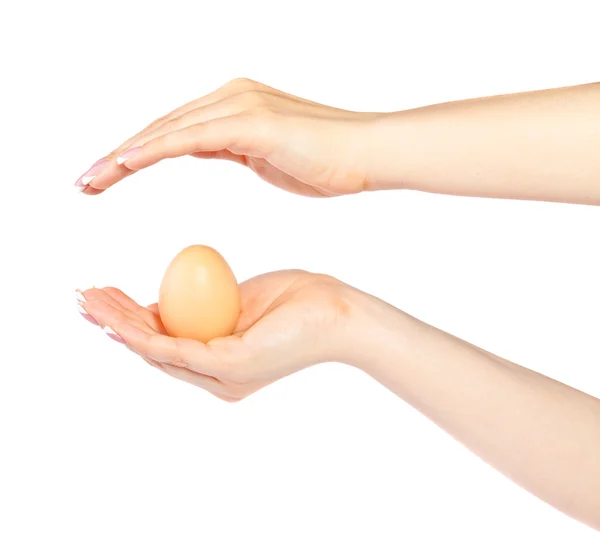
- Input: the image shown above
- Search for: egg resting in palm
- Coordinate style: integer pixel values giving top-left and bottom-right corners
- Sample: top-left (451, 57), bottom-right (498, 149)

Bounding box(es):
top-left (158, 245), bottom-right (241, 342)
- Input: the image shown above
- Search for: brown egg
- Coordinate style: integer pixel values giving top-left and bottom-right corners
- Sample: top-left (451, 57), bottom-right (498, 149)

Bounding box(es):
top-left (158, 245), bottom-right (241, 342)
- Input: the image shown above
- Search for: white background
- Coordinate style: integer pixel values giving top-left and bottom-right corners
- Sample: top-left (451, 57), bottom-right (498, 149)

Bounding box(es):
top-left (1, 0), bottom-right (599, 534)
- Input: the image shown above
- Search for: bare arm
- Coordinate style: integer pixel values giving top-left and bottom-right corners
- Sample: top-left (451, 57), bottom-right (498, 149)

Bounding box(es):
top-left (80, 273), bottom-right (600, 530)
top-left (353, 293), bottom-right (600, 530)
top-left (81, 78), bottom-right (600, 206)
top-left (368, 82), bottom-right (600, 205)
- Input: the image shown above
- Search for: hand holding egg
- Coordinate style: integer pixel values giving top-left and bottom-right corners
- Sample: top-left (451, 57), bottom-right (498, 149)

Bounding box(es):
top-left (78, 268), bottom-right (367, 402)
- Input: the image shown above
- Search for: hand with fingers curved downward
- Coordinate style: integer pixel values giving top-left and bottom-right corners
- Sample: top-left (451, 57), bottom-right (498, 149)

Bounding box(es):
top-left (75, 79), bottom-right (600, 205)
top-left (77, 270), bottom-right (378, 402)
top-left (74, 78), bottom-right (383, 198)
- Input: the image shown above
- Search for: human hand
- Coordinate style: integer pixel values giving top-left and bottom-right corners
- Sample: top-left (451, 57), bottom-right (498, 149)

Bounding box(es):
top-left (75, 78), bottom-right (383, 198)
top-left (77, 270), bottom-right (379, 401)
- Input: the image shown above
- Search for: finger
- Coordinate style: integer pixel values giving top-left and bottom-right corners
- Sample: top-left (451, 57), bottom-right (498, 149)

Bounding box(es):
top-left (80, 81), bottom-right (261, 193)
top-left (126, 93), bottom-right (252, 151)
top-left (83, 109), bottom-right (259, 191)
top-left (104, 321), bottom-right (236, 378)
top-left (113, 80), bottom-right (256, 151)
top-left (85, 288), bottom-right (162, 333)
top-left (192, 151), bottom-right (324, 198)
top-left (78, 158), bottom-right (135, 195)
top-left (90, 92), bottom-right (225, 173)
top-left (235, 270), bottom-right (308, 332)
top-left (100, 287), bottom-right (142, 312)
top-left (189, 149), bottom-right (247, 166)
top-left (121, 88), bottom-right (331, 163)
top-left (159, 364), bottom-right (230, 395)
top-left (81, 297), bottom-right (154, 337)
top-left (137, 351), bottom-right (236, 400)
top-left (78, 78), bottom-right (345, 194)
top-left (81, 287), bottom-right (144, 326)
top-left (102, 287), bottom-right (165, 333)
top-left (246, 164), bottom-right (326, 197)
top-left (109, 79), bottom-right (277, 157)
top-left (79, 185), bottom-right (105, 195)
top-left (160, 364), bottom-right (249, 402)
top-left (118, 113), bottom-right (276, 173)
top-left (74, 158), bottom-right (113, 194)
top-left (81, 287), bottom-right (128, 313)
top-left (141, 355), bottom-right (166, 372)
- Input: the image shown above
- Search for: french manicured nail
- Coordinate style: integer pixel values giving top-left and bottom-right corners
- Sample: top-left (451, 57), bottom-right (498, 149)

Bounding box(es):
top-left (74, 159), bottom-right (108, 189)
top-left (116, 146), bottom-right (142, 165)
top-left (104, 326), bottom-right (125, 344)
top-left (77, 303), bottom-right (99, 326)
top-left (75, 290), bottom-right (86, 303)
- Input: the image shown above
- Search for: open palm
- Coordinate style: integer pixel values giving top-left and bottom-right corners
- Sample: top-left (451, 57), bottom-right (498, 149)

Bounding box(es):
top-left (79, 270), bottom-right (358, 401)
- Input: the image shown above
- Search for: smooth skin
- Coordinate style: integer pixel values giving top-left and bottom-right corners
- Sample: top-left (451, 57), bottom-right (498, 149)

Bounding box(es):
top-left (76, 78), bottom-right (600, 204)
top-left (76, 79), bottom-right (600, 530)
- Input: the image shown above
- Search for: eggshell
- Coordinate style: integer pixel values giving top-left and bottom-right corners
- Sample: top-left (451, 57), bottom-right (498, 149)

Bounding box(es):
top-left (158, 245), bottom-right (241, 342)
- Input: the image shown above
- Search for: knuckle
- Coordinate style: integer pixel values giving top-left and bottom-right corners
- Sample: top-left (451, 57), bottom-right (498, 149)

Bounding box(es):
top-left (226, 77), bottom-right (257, 91)
top-left (240, 89), bottom-right (269, 108)
top-left (234, 109), bottom-right (277, 156)
top-left (140, 330), bottom-right (154, 353)
top-left (147, 133), bottom-right (168, 155)
top-left (169, 338), bottom-right (188, 367)
top-left (313, 273), bottom-right (342, 286)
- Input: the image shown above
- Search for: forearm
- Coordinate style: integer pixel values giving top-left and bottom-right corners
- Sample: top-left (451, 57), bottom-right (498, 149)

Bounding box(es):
top-left (351, 297), bottom-right (600, 529)
top-left (366, 82), bottom-right (600, 205)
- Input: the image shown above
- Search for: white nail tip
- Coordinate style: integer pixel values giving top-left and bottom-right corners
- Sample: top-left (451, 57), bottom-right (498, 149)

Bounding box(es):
top-left (77, 304), bottom-right (87, 315)
top-left (116, 156), bottom-right (127, 165)
top-left (76, 291), bottom-right (86, 303)
top-left (103, 326), bottom-right (117, 336)
top-left (81, 175), bottom-right (95, 186)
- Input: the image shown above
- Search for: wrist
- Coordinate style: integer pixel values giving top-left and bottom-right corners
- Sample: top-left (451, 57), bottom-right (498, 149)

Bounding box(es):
top-left (362, 111), bottom-right (416, 192)
top-left (340, 287), bottom-right (417, 373)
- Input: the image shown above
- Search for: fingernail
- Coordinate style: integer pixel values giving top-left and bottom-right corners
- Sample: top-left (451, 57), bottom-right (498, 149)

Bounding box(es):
top-left (74, 159), bottom-right (108, 188)
top-left (75, 290), bottom-right (86, 303)
top-left (77, 303), bottom-right (99, 326)
top-left (104, 325), bottom-right (125, 344)
top-left (116, 146), bottom-right (142, 165)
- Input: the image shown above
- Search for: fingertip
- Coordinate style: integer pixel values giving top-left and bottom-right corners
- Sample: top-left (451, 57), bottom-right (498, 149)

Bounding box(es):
top-left (83, 158), bottom-right (135, 190)
top-left (80, 287), bottom-right (105, 302)
top-left (146, 303), bottom-right (160, 314)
